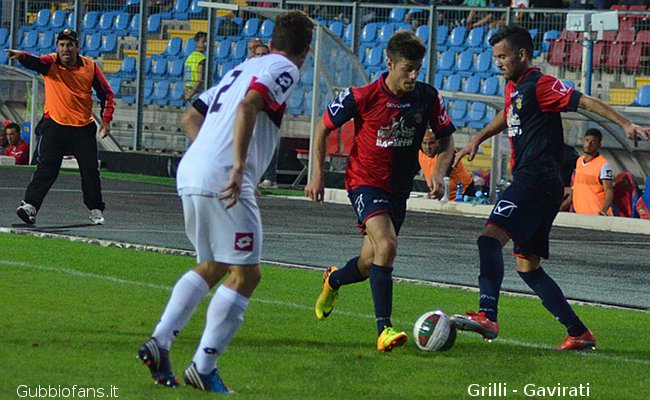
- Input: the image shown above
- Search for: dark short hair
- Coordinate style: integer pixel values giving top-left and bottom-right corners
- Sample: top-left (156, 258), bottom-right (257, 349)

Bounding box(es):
top-left (585, 128), bottom-right (603, 142)
top-left (488, 25), bottom-right (534, 58)
top-left (195, 31), bottom-right (207, 41)
top-left (386, 30), bottom-right (426, 63)
top-left (271, 10), bottom-right (313, 56)
top-left (4, 122), bottom-right (20, 133)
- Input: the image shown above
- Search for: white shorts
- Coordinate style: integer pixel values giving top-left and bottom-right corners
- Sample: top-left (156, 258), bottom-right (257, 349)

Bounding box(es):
top-left (181, 194), bottom-right (262, 265)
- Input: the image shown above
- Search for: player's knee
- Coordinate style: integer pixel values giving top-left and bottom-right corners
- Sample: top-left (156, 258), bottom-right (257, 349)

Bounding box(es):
top-left (374, 236), bottom-right (397, 263)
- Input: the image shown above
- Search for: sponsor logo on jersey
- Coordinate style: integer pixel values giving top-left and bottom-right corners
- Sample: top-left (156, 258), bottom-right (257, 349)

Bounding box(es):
top-left (234, 232), bottom-right (254, 251)
top-left (386, 102), bottom-right (411, 108)
top-left (328, 88), bottom-right (350, 116)
top-left (275, 72), bottom-right (294, 93)
top-left (376, 117), bottom-right (416, 148)
top-left (506, 106), bottom-right (522, 137)
top-left (493, 200), bottom-right (518, 218)
top-left (551, 79), bottom-right (571, 96)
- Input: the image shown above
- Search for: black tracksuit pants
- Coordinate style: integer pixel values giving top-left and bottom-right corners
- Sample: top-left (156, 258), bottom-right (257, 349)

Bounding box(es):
top-left (24, 117), bottom-right (105, 211)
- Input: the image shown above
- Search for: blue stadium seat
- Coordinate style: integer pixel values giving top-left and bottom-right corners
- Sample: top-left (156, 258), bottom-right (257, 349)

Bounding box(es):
top-left (343, 24), bottom-right (353, 46)
top-left (436, 49), bottom-right (455, 75)
top-left (38, 30), bottom-right (55, 52)
top-left (129, 13), bottom-right (140, 36)
top-left (455, 49), bottom-right (474, 77)
top-left (542, 30), bottom-right (561, 53)
top-left (143, 79), bottom-right (154, 104)
top-left (436, 25), bottom-right (449, 50)
top-left (163, 37), bottom-right (182, 58)
top-left (100, 33), bottom-right (117, 54)
top-left (182, 37), bottom-right (196, 57)
top-left (152, 80), bottom-right (171, 105)
top-left (364, 46), bottom-right (384, 67)
top-left (217, 61), bottom-right (235, 80)
top-left (631, 85), bottom-right (650, 106)
top-left (449, 100), bottom-right (468, 127)
top-left (360, 23), bottom-right (377, 44)
top-left (66, 11), bottom-right (76, 29)
top-left (0, 28), bottom-right (8, 48)
top-left (0, 47), bottom-right (8, 65)
top-left (34, 9), bottom-right (51, 30)
top-left (377, 24), bottom-right (395, 44)
top-left (415, 25), bottom-right (429, 43)
top-left (259, 19), bottom-right (274, 39)
top-left (21, 30), bottom-right (39, 51)
top-left (443, 74), bottom-right (462, 92)
top-left (302, 68), bottom-right (314, 86)
top-left (215, 39), bottom-right (231, 61)
top-left (467, 102), bottom-right (487, 129)
top-left (389, 8), bottom-right (407, 23)
top-left (480, 76), bottom-right (499, 96)
top-left (484, 28), bottom-right (498, 48)
top-left (434, 72), bottom-right (443, 88)
top-left (287, 87), bottom-right (304, 115)
top-left (465, 26), bottom-right (486, 49)
top-left (169, 80), bottom-right (186, 107)
top-left (232, 39), bottom-right (247, 61)
top-left (148, 14), bottom-right (162, 33)
top-left (51, 10), bottom-right (67, 30)
top-left (117, 56), bottom-right (136, 78)
top-left (329, 21), bottom-right (344, 38)
top-left (113, 12), bottom-right (130, 36)
top-left (97, 12), bottom-right (114, 32)
top-left (241, 18), bottom-right (260, 37)
top-left (189, 0), bottom-right (206, 18)
top-left (474, 49), bottom-right (492, 77)
top-left (150, 57), bottom-right (167, 77)
top-left (168, 58), bottom-right (184, 79)
top-left (84, 32), bottom-right (102, 57)
top-left (109, 77), bottom-right (122, 98)
top-left (463, 75), bottom-right (481, 94)
top-left (395, 23), bottom-right (412, 31)
top-left (448, 26), bottom-right (467, 51)
top-left (82, 11), bottom-right (99, 32)
top-left (172, 0), bottom-right (190, 20)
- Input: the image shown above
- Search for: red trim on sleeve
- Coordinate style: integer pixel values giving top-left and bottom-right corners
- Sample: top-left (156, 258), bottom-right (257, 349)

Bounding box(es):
top-left (322, 111), bottom-right (336, 130)
top-left (249, 80), bottom-right (283, 113)
top-left (536, 75), bottom-right (574, 113)
top-left (94, 64), bottom-right (115, 123)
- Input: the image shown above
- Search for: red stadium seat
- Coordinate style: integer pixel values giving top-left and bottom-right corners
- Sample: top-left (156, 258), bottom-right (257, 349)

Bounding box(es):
top-left (568, 41), bottom-right (583, 69)
top-left (605, 42), bottom-right (625, 71)
top-left (547, 39), bottom-right (565, 66)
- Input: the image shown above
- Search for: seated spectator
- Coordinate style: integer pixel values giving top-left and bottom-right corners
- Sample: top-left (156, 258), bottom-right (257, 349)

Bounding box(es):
top-left (419, 129), bottom-right (475, 201)
top-left (563, 128), bottom-right (614, 216)
top-left (247, 38), bottom-right (263, 59)
top-left (3, 122), bottom-right (29, 165)
top-left (252, 42), bottom-right (270, 57)
top-left (0, 121), bottom-right (9, 155)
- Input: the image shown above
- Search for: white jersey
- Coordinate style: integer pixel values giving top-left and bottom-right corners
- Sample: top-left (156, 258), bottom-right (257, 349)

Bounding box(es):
top-left (176, 54), bottom-right (300, 197)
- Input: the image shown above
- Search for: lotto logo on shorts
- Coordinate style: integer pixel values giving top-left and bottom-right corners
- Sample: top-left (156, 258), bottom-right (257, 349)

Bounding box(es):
top-left (234, 233), bottom-right (254, 252)
top-left (493, 200), bottom-right (518, 218)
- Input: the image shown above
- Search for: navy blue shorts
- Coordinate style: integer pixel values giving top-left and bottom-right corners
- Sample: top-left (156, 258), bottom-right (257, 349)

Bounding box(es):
top-left (487, 176), bottom-right (563, 259)
top-left (347, 186), bottom-right (409, 235)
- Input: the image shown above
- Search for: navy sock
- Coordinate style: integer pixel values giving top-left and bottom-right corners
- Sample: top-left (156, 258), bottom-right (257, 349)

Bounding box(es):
top-left (369, 264), bottom-right (393, 336)
top-left (518, 268), bottom-right (587, 337)
top-left (328, 257), bottom-right (367, 290)
top-left (477, 236), bottom-right (504, 322)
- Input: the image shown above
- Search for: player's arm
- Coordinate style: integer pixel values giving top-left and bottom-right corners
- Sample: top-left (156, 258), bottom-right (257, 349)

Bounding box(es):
top-left (220, 90), bottom-right (266, 209)
top-left (600, 179), bottom-right (614, 216)
top-left (578, 94), bottom-right (650, 146)
top-left (454, 110), bottom-right (506, 167)
top-left (429, 135), bottom-right (454, 200)
top-left (304, 120), bottom-right (335, 203)
top-left (180, 106), bottom-right (205, 141)
top-left (92, 64), bottom-right (115, 138)
top-left (5, 50), bottom-right (52, 75)
top-left (560, 188), bottom-right (573, 212)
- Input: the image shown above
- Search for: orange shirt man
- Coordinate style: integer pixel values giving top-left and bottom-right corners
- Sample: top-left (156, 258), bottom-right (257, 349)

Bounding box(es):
top-left (419, 129), bottom-right (474, 200)
top-left (570, 129), bottom-right (614, 216)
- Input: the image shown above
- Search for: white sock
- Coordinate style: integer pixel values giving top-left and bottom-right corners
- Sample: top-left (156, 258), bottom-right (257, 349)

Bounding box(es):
top-left (193, 285), bottom-right (249, 374)
top-left (152, 270), bottom-right (210, 350)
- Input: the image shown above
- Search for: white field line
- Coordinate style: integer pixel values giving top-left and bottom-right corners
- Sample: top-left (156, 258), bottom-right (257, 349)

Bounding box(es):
top-left (1, 258), bottom-right (649, 367)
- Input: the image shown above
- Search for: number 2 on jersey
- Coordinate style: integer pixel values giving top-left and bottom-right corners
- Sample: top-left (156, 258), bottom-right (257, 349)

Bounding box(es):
top-left (209, 70), bottom-right (242, 113)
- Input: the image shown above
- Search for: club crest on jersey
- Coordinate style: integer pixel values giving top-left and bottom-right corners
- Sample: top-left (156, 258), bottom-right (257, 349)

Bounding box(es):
top-left (234, 232), bottom-right (254, 252)
top-left (376, 117), bottom-right (416, 148)
top-left (515, 95), bottom-right (523, 110)
top-left (328, 88), bottom-right (350, 116)
top-left (493, 200), bottom-right (518, 218)
top-left (551, 79), bottom-right (571, 96)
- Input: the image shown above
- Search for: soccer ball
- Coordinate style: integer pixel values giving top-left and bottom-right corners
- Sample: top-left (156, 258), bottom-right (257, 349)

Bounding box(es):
top-left (413, 310), bottom-right (457, 351)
